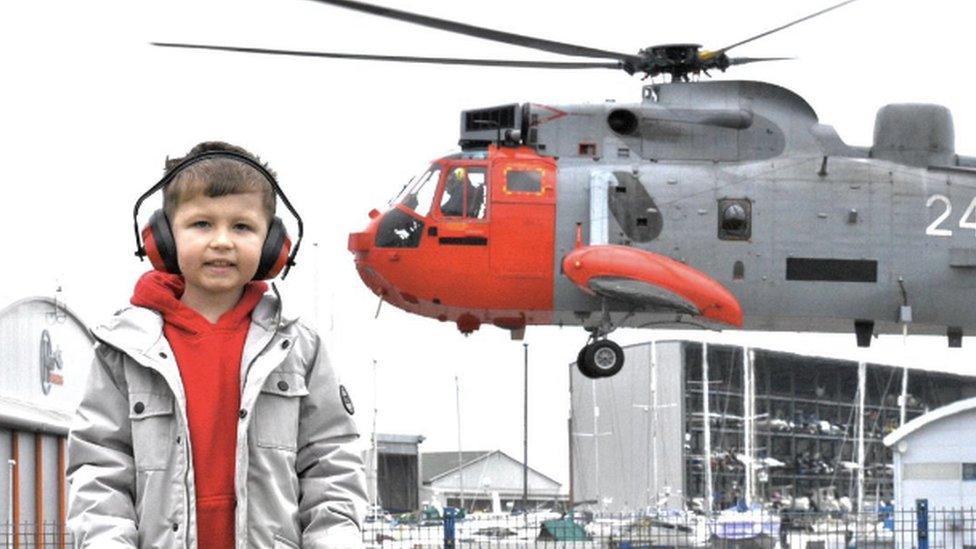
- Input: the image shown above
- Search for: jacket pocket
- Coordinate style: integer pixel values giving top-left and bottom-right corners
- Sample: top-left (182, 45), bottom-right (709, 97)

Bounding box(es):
top-left (254, 372), bottom-right (309, 452)
top-left (128, 391), bottom-right (176, 471)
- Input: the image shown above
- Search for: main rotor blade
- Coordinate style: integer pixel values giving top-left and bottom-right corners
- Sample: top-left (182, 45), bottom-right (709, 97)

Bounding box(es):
top-left (727, 56), bottom-right (794, 66)
top-left (151, 42), bottom-right (624, 69)
top-left (714, 0), bottom-right (858, 54)
top-left (308, 0), bottom-right (642, 64)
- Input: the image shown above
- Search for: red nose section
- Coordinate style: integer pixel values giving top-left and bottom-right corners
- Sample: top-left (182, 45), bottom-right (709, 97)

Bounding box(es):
top-left (348, 231), bottom-right (371, 253)
top-left (562, 245), bottom-right (743, 327)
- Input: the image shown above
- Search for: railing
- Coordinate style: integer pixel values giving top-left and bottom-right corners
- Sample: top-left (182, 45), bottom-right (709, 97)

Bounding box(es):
top-left (363, 505), bottom-right (976, 548)
top-left (0, 522), bottom-right (72, 548)
top-left (6, 506), bottom-right (973, 548)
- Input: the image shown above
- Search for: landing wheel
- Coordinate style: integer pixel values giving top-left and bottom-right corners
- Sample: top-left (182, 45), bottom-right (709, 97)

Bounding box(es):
top-left (577, 339), bottom-right (625, 378)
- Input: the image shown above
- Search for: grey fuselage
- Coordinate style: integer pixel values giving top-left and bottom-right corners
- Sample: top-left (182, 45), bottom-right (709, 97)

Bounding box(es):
top-left (510, 81), bottom-right (976, 336)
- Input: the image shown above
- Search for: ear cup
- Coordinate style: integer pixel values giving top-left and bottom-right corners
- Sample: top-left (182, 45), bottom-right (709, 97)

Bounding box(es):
top-left (143, 210), bottom-right (181, 274)
top-left (254, 216), bottom-right (291, 280)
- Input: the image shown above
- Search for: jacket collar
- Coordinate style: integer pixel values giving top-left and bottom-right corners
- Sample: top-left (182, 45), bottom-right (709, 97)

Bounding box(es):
top-left (92, 287), bottom-right (286, 359)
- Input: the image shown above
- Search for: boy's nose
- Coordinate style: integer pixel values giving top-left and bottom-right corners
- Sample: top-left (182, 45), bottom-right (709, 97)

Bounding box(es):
top-left (210, 228), bottom-right (234, 248)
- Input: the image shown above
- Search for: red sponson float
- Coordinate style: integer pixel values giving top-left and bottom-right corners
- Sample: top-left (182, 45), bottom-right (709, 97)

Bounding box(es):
top-left (562, 244), bottom-right (743, 327)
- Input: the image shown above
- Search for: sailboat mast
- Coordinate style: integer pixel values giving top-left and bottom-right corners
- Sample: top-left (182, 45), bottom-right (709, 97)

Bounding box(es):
top-left (456, 374), bottom-right (464, 511)
top-left (743, 347), bottom-right (754, 507)
top-left (899, 324), bottom-right (909, 426)
top-left (857, 361), bottom-right (866, 513)
top-left (371, 359), bottom-right (379, 509)
top-left (702, 343), bottom-right (714, 515)
top-left (592, 379), bottom-right (601, 509)
top-left (650, 341), bottom-right (659, 508)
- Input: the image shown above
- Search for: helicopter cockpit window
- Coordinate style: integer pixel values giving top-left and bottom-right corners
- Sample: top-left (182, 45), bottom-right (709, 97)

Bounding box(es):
top-left (439, 166), bottom-right (487, 219)
top-left (398, 165), bottom-right (441, 216)
top-left (718, 198), bottom-right (751, 241)
top-left (375, 208), bottom-right (424, 249)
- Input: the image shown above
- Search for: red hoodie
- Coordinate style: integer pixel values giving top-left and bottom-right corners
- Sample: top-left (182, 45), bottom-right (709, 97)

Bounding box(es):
top-left (131, 271), bottom-right (267, 549)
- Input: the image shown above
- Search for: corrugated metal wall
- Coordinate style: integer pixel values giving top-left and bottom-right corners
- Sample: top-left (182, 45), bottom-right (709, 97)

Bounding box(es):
top-left (570, 340), bottom-right (685, 513)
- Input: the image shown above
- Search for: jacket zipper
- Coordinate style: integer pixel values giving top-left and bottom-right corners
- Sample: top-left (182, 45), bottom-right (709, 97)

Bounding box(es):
top-left (235, 291), bottom-right (284, 549)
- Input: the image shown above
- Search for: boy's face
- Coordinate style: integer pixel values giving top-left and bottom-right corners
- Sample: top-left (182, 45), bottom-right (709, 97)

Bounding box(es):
top-left (171, 191), bottom-right (269, 298)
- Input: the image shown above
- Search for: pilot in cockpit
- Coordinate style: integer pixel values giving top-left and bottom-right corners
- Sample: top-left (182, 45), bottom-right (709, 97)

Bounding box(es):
top-left (441, 167), bottom-right (472, 217)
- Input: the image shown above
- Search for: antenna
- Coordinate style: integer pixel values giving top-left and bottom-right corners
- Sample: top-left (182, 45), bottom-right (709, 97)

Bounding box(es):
top-left (47, 281), bottom-right (66, 324)
top-left (455, 373), bottom-right (464, 511)
top-left (371, 358), bottom-right (380, 509)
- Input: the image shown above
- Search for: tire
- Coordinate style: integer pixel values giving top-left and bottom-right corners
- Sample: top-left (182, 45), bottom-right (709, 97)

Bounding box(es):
top-left (576, 344), bottom-right (602, 379)
top-left (582, 340), bottom-right (624, 378)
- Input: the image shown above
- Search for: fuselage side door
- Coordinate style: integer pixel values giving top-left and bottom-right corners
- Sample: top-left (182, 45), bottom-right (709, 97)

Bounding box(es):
top-left (487, 147), bottom-right (557, 310)
top-left (422, 161), bottom-right (492, 307)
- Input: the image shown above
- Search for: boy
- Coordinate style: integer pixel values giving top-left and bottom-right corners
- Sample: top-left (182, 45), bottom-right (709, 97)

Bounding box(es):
top-left (67, 142), bottom-right (367, 548)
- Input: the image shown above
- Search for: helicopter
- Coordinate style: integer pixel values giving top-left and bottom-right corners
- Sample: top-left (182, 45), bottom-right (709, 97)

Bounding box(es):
top-left (155, 0), bottom-right (976, 379)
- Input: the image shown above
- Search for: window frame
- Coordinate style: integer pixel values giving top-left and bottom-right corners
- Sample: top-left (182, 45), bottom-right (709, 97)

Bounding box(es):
top-left (502, 167), bottom-right (545, 196)
top-left (718, 198), bottom-right (753, 241)
top-left (963, 463), bottom-right (976, 481)
top-left (433, 162), bottom-right (490, 221)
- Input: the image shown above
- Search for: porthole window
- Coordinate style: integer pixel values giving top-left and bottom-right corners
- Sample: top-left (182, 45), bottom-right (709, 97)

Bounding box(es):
top-left (733, 260), bottom-right (745, 280)
top-left (964, 463), bottom-right (976, 481)
top-left (505, 169), bottom-right (542, 194)
top-left (718, 198), bottom-right (752, 241)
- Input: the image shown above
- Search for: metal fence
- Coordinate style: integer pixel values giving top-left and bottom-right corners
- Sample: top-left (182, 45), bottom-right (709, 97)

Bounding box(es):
top-left (362, 506), bottom-right (976, 548)
top-left (0, 522), bottom-right (72, 548)
top-left (3, 508), bottom-right (974, 548)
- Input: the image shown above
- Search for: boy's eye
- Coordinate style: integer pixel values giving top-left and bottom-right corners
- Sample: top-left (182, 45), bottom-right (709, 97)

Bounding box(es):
top-left (191, 220), bottom-right (210, 228)
top-left (234, 223), bottom-right (254, 232)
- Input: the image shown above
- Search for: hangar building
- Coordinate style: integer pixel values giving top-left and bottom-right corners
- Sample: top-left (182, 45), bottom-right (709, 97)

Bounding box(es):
top-left (1, 295), bottom-right (94, 546)
top-left (570, 340), bottom-right (976, 514)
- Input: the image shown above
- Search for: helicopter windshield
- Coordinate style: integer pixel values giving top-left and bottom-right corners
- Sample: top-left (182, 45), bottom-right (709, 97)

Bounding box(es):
top-left (397, 165), bottom-right (441, 216)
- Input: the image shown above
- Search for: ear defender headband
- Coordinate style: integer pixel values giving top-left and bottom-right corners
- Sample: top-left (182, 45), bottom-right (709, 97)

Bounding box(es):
top-left (132, 150), bottom-right (304, 280)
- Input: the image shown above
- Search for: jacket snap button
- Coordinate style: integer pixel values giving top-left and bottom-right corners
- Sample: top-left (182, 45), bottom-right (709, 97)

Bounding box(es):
top-left (176, 436), bottom-right (181, 444)
top-left (281, 340), bottom-right (290, 349)
top-left (159, 351), bottom-right (168, 359)
top-left (239, 409), bottom-right (247, 419)
top-left (172, 523), bottom-right (179, 532)
top-left (277, 380), bottom-right (289, 391)
top-left (133, 402), bottom-right (145, 414)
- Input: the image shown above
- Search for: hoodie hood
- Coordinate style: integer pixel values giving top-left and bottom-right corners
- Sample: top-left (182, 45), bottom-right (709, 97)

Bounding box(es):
top-left (130, 271), bottom-right (267, 335)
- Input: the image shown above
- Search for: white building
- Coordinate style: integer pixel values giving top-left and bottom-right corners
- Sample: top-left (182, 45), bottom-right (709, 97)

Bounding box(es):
top-left (884, 397), bottom-right (976, 510)
top-left (1, 295), bottom-right (94, 545)
top-left (420, 450), bottom-right (565, 512)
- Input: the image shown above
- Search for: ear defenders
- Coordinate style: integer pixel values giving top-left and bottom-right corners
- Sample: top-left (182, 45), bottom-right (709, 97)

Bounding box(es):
top-left (132, 150), bottom-right (304, 280)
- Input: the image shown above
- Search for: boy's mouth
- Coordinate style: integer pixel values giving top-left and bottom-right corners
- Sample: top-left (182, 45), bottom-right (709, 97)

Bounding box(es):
top-left (204, 260), bottom-right (236, 268)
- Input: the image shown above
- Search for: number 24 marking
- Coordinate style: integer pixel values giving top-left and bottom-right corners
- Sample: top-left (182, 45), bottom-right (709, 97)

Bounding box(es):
top-left (926, 194), bottom-right (976, 237)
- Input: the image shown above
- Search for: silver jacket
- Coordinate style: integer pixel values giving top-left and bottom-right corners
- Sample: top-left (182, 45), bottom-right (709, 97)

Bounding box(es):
top-left (67, 292), bottom-right (367, 548)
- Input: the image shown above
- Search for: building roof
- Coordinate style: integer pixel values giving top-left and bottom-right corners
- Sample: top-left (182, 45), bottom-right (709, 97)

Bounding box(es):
top-left (884, 396), bottom-right (976, 447)
top-left (377, 433), bottom-right (426, 444)
top-left (0, 295), bottom-right (92, 342)
top-left (0, 394), bottom-right (72, 435)
top-left (375, 433), bottom-right (425, 456)
top-left (422, 451), bottom-right (491, 482)
top-left (629, 333), bottom-right (976, 378)
top-left (422, 450), bottom-right (562, 487)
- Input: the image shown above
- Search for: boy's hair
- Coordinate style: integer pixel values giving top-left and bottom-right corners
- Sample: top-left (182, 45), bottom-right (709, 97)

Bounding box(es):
top-left (162, 141), bottom-right (277, 223)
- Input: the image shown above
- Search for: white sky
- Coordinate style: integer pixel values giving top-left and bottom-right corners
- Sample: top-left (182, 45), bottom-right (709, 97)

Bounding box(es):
top-left (3, 0), bottom-right (976, 492)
